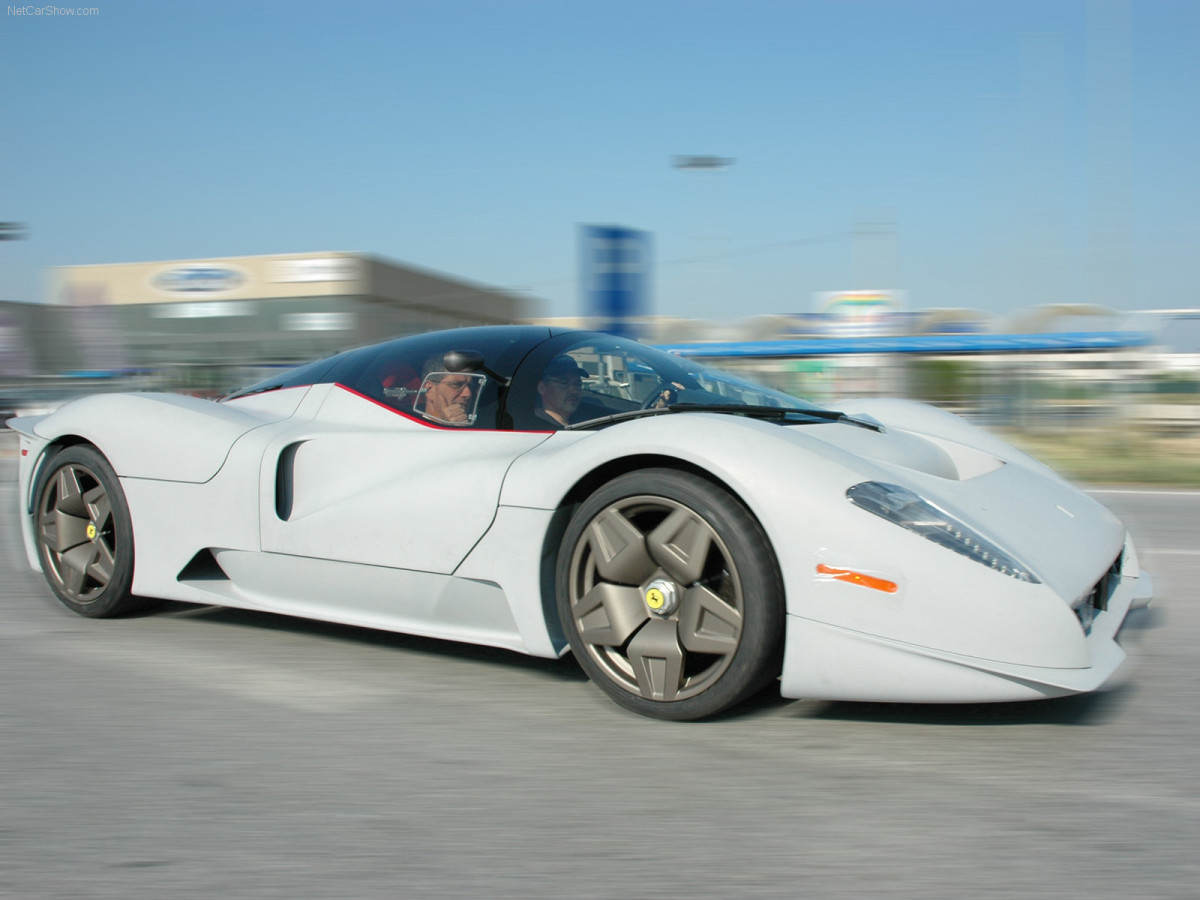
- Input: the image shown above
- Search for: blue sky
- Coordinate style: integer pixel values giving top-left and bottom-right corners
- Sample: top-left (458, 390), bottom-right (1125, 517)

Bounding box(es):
top-left (1, 0), bottom-right (1197, 322)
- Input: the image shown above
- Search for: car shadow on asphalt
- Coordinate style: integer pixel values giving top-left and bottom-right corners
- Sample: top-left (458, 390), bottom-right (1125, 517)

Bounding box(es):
top-left (152, 600), bottom-right (592, 682)
top-left (143, 600), bottom-right (1144, 723)
top-left (783, 686), bottom-right (1136, 726)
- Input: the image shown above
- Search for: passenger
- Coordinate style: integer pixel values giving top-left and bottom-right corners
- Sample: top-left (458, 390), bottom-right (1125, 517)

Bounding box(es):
top-left (418, 356), bottom-right (482, 426)
top-left (535, 356), bottom-right (587, 428)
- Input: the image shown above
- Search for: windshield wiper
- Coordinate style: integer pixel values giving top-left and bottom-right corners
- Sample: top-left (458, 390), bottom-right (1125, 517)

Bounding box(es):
top-left (563, 407), bottom-right (676, 430)
top-left (564, 403), bottom-right (884, 432)
top-left (672, 403), bottom-right (885, 431)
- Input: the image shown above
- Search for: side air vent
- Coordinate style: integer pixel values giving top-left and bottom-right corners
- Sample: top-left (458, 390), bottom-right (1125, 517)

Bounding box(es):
top-left (275, 441), bottom-right (304, 521)
top-left (177, 548), bottom-right (229, 584)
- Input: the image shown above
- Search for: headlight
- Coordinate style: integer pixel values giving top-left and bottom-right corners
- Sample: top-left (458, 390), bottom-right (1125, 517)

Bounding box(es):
top-left (846, 482), bottom-right (1040, 583)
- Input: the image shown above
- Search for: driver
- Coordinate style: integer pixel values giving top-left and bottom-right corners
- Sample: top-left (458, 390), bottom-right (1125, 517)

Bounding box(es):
top-left (417, 356), bottom-right (483, 426)
top-left (649, 381), bottom-right (687, 409)
top-left (535, 356), bottom-right (587, 428)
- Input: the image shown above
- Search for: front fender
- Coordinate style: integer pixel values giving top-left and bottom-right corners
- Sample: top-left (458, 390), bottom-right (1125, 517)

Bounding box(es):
top-left (498, 414), bottom-right (877, 620)
top-left (499, 413), bottom-right (1117, 672)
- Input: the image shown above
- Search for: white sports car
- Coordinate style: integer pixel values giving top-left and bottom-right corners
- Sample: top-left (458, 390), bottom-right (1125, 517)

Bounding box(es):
top-left (8, 326), bottom-right (1153, 720)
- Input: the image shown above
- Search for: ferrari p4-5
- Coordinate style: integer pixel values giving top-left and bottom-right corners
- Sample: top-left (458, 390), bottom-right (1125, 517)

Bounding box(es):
top-left (8, 326), bottom-right (1153, 719)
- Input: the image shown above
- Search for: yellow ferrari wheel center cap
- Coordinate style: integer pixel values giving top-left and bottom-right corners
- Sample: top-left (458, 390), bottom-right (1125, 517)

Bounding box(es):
top-left (644, 580), bottom-right (679, 616)
top-left (86, 523), bottom-right (97, 541)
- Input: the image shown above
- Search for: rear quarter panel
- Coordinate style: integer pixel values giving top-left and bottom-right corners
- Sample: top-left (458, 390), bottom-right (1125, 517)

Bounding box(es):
top-left (32, 391), bottom-right (303, 483)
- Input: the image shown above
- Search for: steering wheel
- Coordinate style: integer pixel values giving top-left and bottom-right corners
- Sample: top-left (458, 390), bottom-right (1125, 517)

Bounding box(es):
top-left (640, 380), bottom-right (681, 410)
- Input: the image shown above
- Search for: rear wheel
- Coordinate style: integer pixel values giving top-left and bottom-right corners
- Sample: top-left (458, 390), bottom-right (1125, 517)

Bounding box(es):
top-left (35, 445), bottom-right (145, 617)
top-left (557, 469), bottom-right (784, 720)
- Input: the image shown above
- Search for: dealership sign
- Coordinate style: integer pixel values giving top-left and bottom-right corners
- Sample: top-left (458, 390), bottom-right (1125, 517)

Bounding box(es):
top-left (152, 265), bottom-right (247, 295)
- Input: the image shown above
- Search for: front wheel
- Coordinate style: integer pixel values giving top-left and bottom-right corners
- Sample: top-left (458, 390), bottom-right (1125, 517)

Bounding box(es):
top-left (557, 468), bottom-right (784, 720)
top-left (35, 445), bottom-right (145, 618)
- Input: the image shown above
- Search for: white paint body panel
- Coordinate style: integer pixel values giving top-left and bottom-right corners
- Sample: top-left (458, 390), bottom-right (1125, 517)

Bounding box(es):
top-left (31, 391), bottom-right (299, 482)
top-left (9, 375), bottom-right (1152, 704)
top-left (258, 385), bottom-right (551, 574)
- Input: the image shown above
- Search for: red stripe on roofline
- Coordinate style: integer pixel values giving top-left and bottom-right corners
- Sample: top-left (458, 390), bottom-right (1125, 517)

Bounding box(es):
top-left (333, 383), bottom-right (556, 434)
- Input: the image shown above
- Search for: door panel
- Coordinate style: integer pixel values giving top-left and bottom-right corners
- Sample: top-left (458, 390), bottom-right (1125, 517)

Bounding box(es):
top-left (260, 387), bottom-right (551, 574)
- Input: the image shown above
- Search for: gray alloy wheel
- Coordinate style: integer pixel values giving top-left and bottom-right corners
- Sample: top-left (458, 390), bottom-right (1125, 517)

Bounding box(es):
top-left (35, 445), bottom-right (144, 618)
top-left (557, 468), bottom-right (784, 720)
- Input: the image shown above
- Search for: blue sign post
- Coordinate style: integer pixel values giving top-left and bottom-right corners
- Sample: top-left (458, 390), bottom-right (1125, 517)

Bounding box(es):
top-left (580, 225), bottom-right (652, 338)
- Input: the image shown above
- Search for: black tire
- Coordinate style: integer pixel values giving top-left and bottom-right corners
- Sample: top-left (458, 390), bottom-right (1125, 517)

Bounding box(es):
top-left (557, 468), bottom-right (784, 720)
top-left (34, 445), bottom-right (146, 618)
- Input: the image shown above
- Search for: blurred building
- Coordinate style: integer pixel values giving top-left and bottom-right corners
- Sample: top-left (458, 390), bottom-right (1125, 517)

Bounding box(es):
top-left (44, 252), bottom-right (530, 376)
top-left (0, 301), bottom-right (43, 376)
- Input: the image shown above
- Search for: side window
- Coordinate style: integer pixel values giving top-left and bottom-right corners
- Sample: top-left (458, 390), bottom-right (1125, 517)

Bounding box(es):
top-left (350, 347), bottom-right (424, 411)
top-left (224, 354), bottom-right (344, 399)
top-left (564, 344), bottom-right (673, 407)
top-left (347, 340), bottom-right (500, 429)
top-left (526, 342), bottom-right (652, 429)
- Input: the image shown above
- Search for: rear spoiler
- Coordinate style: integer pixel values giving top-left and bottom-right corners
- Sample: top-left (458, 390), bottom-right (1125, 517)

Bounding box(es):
top-left (5, 415), bottom-right (47, 438)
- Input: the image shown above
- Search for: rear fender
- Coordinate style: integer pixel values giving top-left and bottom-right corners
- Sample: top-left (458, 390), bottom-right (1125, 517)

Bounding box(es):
top-left (8, 417), bottom-right (53, 572)
top-left (30, 393), bottom-right (288, 483)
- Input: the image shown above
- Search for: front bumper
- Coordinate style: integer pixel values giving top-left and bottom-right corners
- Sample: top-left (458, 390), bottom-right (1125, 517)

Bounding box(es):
top-left (779, 564), bottom-right (1153, 704)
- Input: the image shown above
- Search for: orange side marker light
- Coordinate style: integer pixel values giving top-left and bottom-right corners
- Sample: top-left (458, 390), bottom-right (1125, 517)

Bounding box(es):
top-left (816, 564), bottom-right (898, 594)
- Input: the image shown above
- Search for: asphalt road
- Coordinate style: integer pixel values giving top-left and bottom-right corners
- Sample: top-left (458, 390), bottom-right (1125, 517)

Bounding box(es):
top-left (1, 452), bottom-right (1197, 899)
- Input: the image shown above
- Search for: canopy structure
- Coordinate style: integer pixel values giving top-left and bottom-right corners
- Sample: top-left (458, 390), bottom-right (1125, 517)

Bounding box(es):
top-left (655, 331), bottom-right (1154, 358)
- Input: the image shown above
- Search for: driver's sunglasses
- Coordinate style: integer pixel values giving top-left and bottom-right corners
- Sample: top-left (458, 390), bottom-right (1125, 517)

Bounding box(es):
top-left (545, 376), bottom-right (582, 388)
top-left (441, 378), bottom-right (474, 393)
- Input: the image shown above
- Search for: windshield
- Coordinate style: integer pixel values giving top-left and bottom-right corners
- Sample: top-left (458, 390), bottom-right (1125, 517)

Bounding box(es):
top-left (512, 333), bottom-right (825, 430)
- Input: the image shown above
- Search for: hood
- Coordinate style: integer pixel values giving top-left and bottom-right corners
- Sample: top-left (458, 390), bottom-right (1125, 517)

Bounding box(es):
top-left (792, 400), bottom-right (1123, 603)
